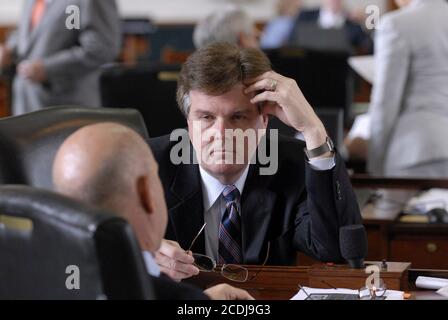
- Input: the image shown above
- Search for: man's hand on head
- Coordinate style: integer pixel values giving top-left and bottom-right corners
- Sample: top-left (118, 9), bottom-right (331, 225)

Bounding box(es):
top-left (245, 70), bottom-right (330, 152)
top-left (155, 239), bottom-right (200, 281)
top-left (204, 284), bottom-right (255, 300)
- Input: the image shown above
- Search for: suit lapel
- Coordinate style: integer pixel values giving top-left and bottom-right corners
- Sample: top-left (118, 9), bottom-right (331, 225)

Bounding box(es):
top-left (168, 162), bottom-right (205, 254)
top-left (18, 0), bottom-right (34, 54)
top-left (23, 0), bottom-right (58, 55)
top-left (241, 163), bottom-right (277, 264)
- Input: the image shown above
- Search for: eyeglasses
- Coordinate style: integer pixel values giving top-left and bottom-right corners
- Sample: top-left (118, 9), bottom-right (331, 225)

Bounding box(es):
top-left (187, 223), bottom-right (270, 282)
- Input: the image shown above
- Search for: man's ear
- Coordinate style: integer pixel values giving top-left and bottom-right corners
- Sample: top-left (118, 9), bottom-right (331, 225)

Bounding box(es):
top-left (137, 175), bottom-right (153, 215)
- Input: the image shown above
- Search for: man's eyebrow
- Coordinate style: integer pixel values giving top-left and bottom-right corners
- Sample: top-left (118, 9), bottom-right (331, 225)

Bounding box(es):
top-left (192, 109), bottom-right (214, 115)
top-left (233, 109), bottom-right (251, 114)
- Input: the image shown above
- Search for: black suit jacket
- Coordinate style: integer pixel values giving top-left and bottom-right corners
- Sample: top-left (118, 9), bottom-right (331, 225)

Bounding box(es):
top-left (151, 274), bottom-right (208, 300)
top-left (289, 9), bottom-right (373, 54)
top-left (150, 133), bottom-right (362, 265)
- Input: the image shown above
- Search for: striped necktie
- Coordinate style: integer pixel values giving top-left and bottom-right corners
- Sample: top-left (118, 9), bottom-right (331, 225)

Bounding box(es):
top-left (218, 185), bottom-right (242, 264)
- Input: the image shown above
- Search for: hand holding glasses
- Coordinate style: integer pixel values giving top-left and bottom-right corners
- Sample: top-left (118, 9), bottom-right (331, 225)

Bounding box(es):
top-left (187, 223), bottom-right (270, 282)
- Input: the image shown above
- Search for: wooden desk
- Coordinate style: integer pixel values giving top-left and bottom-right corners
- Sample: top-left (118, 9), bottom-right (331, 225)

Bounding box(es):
top-left (346, 175), bottom-right (448, 270)
top-left (351, 174), bottom-right (448, 189)
top-left (187, 265), bottom-right (448, 300)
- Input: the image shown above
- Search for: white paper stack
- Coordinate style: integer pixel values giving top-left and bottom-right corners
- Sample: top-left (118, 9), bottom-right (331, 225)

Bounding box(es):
top-left (291, 287), bottom-right (404, 300)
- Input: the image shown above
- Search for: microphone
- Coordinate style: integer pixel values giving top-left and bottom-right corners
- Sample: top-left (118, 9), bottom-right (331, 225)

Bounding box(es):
top-left (339, 224), bottom-right (368, 269)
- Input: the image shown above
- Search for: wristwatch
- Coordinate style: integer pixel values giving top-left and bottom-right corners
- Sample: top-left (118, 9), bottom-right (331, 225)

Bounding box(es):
top-left (304, 136), bottom-right (335, 159)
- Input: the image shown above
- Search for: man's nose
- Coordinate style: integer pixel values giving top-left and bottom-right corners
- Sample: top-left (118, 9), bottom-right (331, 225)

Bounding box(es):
top-left (212, 118), bottom-right (230, 139)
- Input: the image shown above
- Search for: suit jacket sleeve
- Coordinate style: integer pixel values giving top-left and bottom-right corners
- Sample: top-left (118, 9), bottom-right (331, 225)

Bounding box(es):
top-left (151, 275), bottom-right (209, 300)
top-left (294, 152), bottom-right (362, 262)
top-left (368, 15), bottom-right (410, 175)
top-left (42, 0), bottom-right (121, 80)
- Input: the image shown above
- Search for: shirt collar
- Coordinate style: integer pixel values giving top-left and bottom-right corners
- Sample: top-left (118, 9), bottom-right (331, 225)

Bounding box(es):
top-left (318, 8), bottom-right (346, 29)
top-left (142, 251), bottom-right (161, 277)
top-left (199, 165), bottom-right (250, 211)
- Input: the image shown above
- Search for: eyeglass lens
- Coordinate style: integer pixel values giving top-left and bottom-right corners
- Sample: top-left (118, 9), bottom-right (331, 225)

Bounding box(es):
top-left (192, 253), bottom-right (249, 282)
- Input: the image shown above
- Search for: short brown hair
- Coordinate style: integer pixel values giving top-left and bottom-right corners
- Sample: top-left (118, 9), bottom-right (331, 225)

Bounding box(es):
top-left (177, 42), bottom-right (272, 117)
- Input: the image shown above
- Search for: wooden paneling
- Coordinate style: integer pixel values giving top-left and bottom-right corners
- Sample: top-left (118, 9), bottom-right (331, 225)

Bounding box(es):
top-left (0, 78), bottom-right (9, 118)
top-left (0, 26), bottom-right (13, 118)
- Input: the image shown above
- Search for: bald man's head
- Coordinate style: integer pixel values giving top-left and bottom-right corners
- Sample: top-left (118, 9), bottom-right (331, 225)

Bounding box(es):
top-left (53, 123), bottom-right (168, 252)
top-left (53, 123), bottom-right (149, 206)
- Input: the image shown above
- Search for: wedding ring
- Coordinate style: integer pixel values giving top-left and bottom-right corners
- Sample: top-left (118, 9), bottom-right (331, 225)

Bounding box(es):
top-left (270, 79), bottom-right (278, 92)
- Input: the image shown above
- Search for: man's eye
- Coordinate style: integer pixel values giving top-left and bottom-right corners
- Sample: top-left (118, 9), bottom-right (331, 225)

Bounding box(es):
top-left (232, 115), bottom-right (245, 121)
top-left (202, 115), bottom-right (213, 120)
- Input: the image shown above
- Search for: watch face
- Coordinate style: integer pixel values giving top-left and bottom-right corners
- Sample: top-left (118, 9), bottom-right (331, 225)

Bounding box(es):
top-left (304, 137), bottom-right (333, 159)
top-left (327, 137), bottom-right (335, 150)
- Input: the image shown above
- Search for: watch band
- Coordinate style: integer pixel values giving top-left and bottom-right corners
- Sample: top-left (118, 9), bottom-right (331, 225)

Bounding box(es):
top-left (304, 136), bottom-right (334, 159)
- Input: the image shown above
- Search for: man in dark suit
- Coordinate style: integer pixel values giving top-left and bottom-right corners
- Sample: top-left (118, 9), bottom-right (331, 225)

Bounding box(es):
top-left (151, 43), bottom-right (362, 281)
top-left (53, 122), bottom-right (253, 300)
top-left (289, 0), bottom-right (373, 53)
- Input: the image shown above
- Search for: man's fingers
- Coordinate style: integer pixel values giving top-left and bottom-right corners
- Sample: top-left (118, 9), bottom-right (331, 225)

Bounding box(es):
top-left (205, 284), bottom-right (256, 300)
top-left (244, 78), bottom-right (276, 94)
top-left (159, 240), bottom-right (195, 263)
top-left (159, 265), bottom-right (189, 282)
top-left (155, 251), bottom-right (200, 277)
top-left (250, 90), bottom-right (277, 105)
top-left (163, 239), bottom-right (182, 248)
top-left (232, 288), bottom-right (255, 300)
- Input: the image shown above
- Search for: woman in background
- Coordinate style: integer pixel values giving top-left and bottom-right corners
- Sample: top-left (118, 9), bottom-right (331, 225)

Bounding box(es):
top-left (368, 0), bottom-right (448, 178)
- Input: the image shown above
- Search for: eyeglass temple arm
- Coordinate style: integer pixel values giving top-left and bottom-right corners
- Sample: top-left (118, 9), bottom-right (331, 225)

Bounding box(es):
top-left (187, 222), bottom-right (207, 252)
top-left (298, 284), bottom-right (312, 299)
top-left (247, 242), bottom-right (270, 281)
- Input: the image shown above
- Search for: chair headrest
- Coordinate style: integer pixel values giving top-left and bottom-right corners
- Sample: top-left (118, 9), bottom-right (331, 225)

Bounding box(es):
top-left (0, 106), bottom-right (149, 189)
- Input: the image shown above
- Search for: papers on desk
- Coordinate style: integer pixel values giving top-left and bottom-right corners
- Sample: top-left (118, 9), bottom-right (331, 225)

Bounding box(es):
top-left (415, 277), bottom-right (448, 298)
top-left (403, 189), bottom-right (448, 215)
top-left (291, 287), bottom-right (404, 300)
top-left (415, 276), bottom-right (448, 290)
top-left (347, 113), bottom-right (371, 140)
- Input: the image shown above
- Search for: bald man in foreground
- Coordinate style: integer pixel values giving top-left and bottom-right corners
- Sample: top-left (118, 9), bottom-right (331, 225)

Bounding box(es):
top-left (52, 123), bottom-right (253, 300)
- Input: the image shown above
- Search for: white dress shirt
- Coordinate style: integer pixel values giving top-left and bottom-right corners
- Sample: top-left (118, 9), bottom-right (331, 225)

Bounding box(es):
top-left (318, 8), bottom-right (346, 29)
top-left (142, 251), bottom-right (161, 277)
top-left (199, 154), bottom-right (336, 260)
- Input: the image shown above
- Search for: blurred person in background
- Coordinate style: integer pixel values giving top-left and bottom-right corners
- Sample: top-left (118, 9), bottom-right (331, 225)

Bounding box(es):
top-left (193, 6), bottom-right (260, 49)
top-left (0, 0), bottom-right (121, 115)
top-left (260, 0), bottom-right (303, 49)
top-left (289, 0), bottom-right (373, 53)
top-left (368, 0), bottom-right (448, 178)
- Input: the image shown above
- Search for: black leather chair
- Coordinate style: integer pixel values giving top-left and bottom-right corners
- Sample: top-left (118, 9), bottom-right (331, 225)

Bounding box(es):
top-left (0, 185), bottom-right (154, 300)
top-left (0, 106), bottom-right (149, 189)
top-left (100, 63), bottom-right (187, 138)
